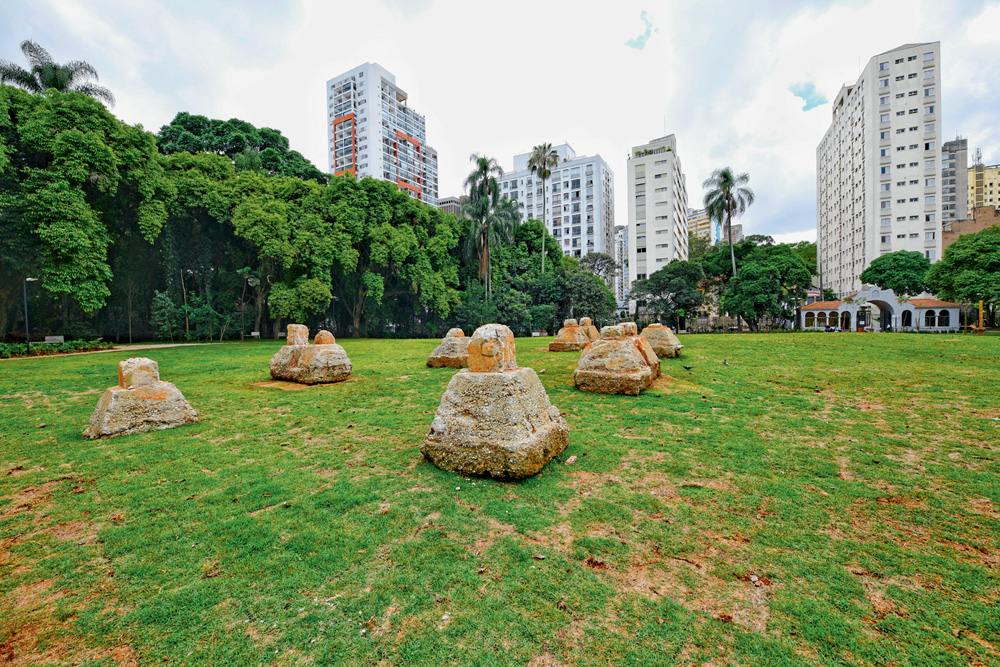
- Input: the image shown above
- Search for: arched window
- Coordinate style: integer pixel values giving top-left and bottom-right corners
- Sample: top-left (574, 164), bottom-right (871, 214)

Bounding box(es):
top-left (805, 312), bottom-right (815, 328)
top-left (817, 312), bottom-right (827, 327)
top-left (924, 310), bottom-right (936, 327)
top-left (938, 309), bottom-right (950, 327)
top-left (901, 311), bottom-right (912, 328)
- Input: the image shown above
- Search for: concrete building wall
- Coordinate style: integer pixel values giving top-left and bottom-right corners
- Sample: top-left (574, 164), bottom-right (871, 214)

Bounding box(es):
top-left (498, 144), bottom-right (615, 257)
top-left (817, 42), bottom-right (942, 298)
top-left (942, 138), bottom-right (968, 223)
top-left (627, 135), bottom-right (688, 289)
top-left (326, 62), bottom-right (439, 206)
top-left (613, 225), bottom-right (629, 306)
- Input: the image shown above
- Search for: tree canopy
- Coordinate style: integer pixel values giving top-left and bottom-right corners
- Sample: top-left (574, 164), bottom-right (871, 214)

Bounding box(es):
top-left (924, 227), bottom-right (1000, 305)
top-left (630, 260), bottom-right (705, 327)
top-left (0, 40), bottom-right (114, 106)
top-left (720, 244), bottom-right (812, 329)
top-left (156, 112), bottom-right (327, 183)
top-left (860, 250), bottom-right (930, 296)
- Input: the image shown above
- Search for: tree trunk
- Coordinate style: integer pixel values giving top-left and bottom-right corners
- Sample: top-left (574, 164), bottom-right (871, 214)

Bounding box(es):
top-left (541, 177), bottom-right (546, 274)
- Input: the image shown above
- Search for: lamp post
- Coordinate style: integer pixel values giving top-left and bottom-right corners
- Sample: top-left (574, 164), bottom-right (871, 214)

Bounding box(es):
top-left (23, 277), bottom-right (37, 354)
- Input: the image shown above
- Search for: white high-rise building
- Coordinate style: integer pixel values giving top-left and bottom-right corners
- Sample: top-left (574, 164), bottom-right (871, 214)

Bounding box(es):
top-left (613, 225), bottom-right (629, 306)
top-left (817, 43), bottom-right (941, 297)
top-left (627, 135), bottom-right (688, 287)
top-left (326, 63), bottom-right (439, 206)
top-left (498, 144), bottom-right (614, 257)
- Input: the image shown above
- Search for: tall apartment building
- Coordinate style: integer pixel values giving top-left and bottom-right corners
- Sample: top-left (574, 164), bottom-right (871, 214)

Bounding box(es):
top-left (941, 138), bottom-right (968, 223)
top-left (817, 43), bottom-right (942, 297)
top-left (438, 195), bottom-right (467, 217)
top-left (687, 207), bottom-right (723, 245)
top-left (627, 135), bottom-right (688, 286)
top-left (326, 63), bottom-right (439, 206)
top-left (613, 225), bottom-right (629, 306)
top-left (498, 144), bottom-right (614, 257)
top-left (969, 161), bottom-right (1000, 211)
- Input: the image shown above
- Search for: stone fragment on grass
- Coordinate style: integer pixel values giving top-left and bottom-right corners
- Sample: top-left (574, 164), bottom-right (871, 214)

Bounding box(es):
top-left (269, 324), bottom-right (352, 384)
top-left (421, 324), bottom-right (569, 480)
top-left (573, 325), bottom-right (652, 395)
top-left (640, 323), bottom-right (684, 358)
top-left (578, 317), bottom-right (600, 342)
top-left (549, 318), bottom-right (590, 352)
top-left (427, 328), bottom-right (470, 368)
top-left (84, 357), bottom-right (197, 438)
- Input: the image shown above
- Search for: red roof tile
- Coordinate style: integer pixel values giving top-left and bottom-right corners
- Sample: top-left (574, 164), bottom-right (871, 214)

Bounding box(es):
top-left (909, 298), bottom-right (958, 307)
top-left (802, 301), bottom-right (845, 310)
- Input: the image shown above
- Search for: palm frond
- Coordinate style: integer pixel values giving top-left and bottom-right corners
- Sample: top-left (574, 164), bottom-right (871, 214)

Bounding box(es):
top-left (20, 40), bottom-right (53, 69)
top-left (72, 82), bottom-right (116, 106)
top-left (0, 60), bottom-right (42, 91)
top-left (64, 59), bottom-right (100, 85)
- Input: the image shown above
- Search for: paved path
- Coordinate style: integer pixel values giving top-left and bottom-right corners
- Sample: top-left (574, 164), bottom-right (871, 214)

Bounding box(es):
top-left (0, 342), bottom-right (214, 362)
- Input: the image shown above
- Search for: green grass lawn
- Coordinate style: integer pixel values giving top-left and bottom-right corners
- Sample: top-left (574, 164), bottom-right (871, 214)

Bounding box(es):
top-left (1, 333), bottom-right (998, 666)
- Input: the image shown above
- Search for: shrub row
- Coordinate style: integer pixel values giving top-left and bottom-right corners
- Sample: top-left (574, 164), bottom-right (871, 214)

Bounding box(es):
top-left (0, 339), bottom-right (114, 358)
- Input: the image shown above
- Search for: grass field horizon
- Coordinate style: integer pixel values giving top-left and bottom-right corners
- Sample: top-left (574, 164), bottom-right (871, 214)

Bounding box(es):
top-left (1, 333), bottom-right (998, 666)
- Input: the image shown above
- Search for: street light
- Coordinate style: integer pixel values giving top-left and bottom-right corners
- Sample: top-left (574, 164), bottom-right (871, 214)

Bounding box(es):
top-left (23, 277), bottom-right (37, 354)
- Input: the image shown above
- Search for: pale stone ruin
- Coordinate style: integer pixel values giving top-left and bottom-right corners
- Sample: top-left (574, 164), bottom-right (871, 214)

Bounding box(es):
top-left (548, 318), bottom-right (591, 352)
top-left (640, 323), bottom-right (684, 358)
top-left (84, 357), bottom-right (198, 438)
top-left (269, 324), bottom-right (352, 384)
top-left (578, 317), bottom-right (600, 342)
top-left (426, 328), bottom-right (471, 368)
top-left (574, 324), bottom-right (658, 395)
top-left (421, 323), bottom-right (569, 480)
top-left (622, 321), bottom-right (661, 380)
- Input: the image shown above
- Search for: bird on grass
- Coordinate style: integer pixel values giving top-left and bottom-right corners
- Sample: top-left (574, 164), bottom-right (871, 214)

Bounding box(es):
top-left (723, 359), bottom-right (729, 365)
top-left (683, 365), bottom-right (693, 371)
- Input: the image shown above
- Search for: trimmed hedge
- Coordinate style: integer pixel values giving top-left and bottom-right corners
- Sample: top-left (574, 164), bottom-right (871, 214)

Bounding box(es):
top-left (0, 339), bottom-right (114, 359)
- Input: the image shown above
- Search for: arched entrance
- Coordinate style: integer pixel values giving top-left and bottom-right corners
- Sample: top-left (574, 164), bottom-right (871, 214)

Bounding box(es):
top-left (840, 311), bottom-right (851, 330)
top-left (901, 311), bottom-right (912, 328)
top-left (868, 300), bottom-right (896, 332)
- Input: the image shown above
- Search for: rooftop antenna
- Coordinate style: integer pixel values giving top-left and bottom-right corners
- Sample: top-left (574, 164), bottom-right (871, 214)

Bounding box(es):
top-left (975, 147), bottom-right (982, 166)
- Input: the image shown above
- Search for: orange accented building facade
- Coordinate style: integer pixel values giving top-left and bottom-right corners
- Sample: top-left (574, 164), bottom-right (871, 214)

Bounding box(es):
top-left (326, 63), bottom-right (439, 206)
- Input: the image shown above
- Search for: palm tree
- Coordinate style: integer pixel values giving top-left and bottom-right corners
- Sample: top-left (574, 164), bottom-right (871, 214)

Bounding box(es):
top-left (462, 154), bottom-right (513, 298)
top-left (0, 40), bottom-right (115, 106)
top-left (527, 143), bottom-right (559, 274)
top-left (703, 167), bottom-right (754, 279)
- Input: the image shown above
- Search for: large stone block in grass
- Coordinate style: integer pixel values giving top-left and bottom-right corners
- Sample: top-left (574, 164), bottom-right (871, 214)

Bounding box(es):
top-left (84, 358), bottom-right (198, 438)
top-left (573, 325), bottom-right (654, 396)
top-left (427, 328), bottom-right (470, 368)
top-left (549, 318), bottom-right (591, 352)
top-left (578, 317), bottom-right (600, 342)
top-left (421, 324), bottom-right (568, 480)
top-left (640, 323), bottom-right (684, 359)
top-left (269, 325), bottom-right (352, 384)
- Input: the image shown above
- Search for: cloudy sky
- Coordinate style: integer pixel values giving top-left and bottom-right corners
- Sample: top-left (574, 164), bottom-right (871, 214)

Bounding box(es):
top-left (3, 0), bottom-right (999, 243)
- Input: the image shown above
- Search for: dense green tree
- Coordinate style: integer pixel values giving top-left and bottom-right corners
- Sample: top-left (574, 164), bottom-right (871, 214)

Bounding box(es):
top-left (703, 167), bottom-right (755, 280)
top-left (924, 227), bottom-right (1000, 305)
top-left (688, 231), bottom-right (710, 260)
top-left (0, 40), bottom-right (114, 106)
top-left (578, 252), bottom-right (619, 285)
top-left (788, 241), bottom-right (818, 274)
top-left (721, 244), bottom-right (812, 329)
top-left (527, 143), bottom-right (559, 274)
top-left (329, 177), bottom-right (461, 336)
top-left (630, 260), bottom-right (705, 327)
top-left (156, 112), bottom-right (327, 182)
top-left (0, 86), bottom-right (169, 335)
top-left (860, 250), bottom-right (931, 296)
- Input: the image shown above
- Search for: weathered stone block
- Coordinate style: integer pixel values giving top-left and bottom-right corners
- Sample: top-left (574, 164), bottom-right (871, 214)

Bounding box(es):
top-left (84, 358), bottom-right (197, 438)
top-left (314, 330), bottom-right (336, 345)
top-left (578, 317), bottom-right (600, 342)
top-left (287, 324), bottom-right (309, 346)
top-left (640, 323), bottom-right (684, 359)
top-left (468, 324), bottom-right (517, 372)
top-left (269, 344), bottom-right (352, 384)
top-left (573, 326), bottom-right (653, 395)
top-left (427, 328), bottom-right (470, 368)
top-left (549, 319), bottom-right (591, 352)
top-left (422, 324), bottom-right (568, 480)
